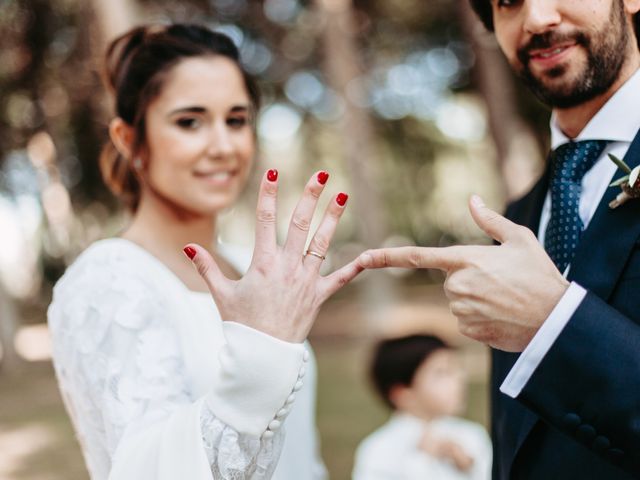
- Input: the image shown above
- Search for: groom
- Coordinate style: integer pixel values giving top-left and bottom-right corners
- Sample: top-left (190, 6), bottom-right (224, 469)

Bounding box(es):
top-left (359, 0), bottom-right (640, 478)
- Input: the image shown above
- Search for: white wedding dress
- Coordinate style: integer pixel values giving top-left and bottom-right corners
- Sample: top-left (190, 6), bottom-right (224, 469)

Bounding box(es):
top-left (48, 238), bottom-right (328, 480)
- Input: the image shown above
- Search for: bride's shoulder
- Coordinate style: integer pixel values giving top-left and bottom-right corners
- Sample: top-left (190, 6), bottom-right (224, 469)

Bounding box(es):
top-left (48, 240), bottom-right (183, 370)
top-left (53, 238), bottom-right (162, 301)
top-left (49, 238), bottom-right (170, 334)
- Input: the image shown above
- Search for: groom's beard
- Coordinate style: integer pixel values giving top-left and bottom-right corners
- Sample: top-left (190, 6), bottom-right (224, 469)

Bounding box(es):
top-left (515, 0), bottom-right (629, 109)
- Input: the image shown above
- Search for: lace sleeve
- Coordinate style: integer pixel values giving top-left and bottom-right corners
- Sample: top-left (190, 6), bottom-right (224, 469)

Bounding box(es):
top-left (200, 404), bottom-right (284, 479)
top-left (49, 254), bottom-right (289, 479)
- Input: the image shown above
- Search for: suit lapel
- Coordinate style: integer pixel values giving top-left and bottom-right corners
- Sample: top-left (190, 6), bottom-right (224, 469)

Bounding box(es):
top-left (508, 162), bottom-right (551, 232)
top-left (568, 128), bottom-right (640, 294)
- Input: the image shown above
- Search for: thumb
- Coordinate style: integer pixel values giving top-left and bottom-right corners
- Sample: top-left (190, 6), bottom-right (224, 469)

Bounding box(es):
top-left (468, 195), bottom-right (518, 244)
top-left (183, 244), bottom-right (229, 296)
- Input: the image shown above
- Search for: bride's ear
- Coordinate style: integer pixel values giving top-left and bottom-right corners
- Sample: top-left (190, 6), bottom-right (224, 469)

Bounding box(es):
top-left (109, 118), bottom-right (135, 160)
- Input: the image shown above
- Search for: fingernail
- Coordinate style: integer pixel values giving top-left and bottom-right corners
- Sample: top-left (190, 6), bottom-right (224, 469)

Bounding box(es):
top-left (317, 171), bottom-right (329, 185)
top-left (183, 246), bottom-right (196, 260)
top-left (470, 195), bottom-right (484, 207)
top-left (267, 169), bottom-right (278, 182)
top-left (336, 192), bottom-right (349, 206)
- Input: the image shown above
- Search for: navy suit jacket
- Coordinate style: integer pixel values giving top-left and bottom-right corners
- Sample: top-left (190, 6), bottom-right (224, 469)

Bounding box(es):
top-left (491, 128), bottom-right (640, 479)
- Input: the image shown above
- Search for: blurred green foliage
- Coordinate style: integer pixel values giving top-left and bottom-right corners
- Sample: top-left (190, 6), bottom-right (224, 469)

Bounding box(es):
top-left (0, 0), bottom-right (550, 287)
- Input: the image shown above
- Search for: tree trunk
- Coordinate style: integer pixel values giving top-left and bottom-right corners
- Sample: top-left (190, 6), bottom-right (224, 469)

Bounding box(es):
top-left (458, 0), bottom-right (544, 201)
top-left (316, 0), bottom-right (390, 246)
top-left (315, 0), bottom-right (397, 333)
top-left (89, 0), bottom-right (140, 44)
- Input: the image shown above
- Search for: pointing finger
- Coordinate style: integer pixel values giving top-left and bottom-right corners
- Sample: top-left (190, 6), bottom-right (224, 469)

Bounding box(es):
top-left (357, 246), bottom-right (464, 272)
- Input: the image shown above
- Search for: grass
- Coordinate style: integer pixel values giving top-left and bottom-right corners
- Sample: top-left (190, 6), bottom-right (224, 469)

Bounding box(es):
top-left (0, 362), bottom-right (88, 480)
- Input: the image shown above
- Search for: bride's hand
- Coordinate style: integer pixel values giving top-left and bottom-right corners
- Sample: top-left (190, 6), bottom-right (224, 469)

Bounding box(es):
top-left (183, 169), bottom-right (363, 343)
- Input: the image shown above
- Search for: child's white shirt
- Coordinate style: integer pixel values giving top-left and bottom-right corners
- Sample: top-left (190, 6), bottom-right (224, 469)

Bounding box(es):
top-left (352, 413), bottom-right (492, 480)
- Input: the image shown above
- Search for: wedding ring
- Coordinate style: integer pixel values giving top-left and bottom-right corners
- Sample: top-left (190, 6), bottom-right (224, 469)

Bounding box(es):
top-left (305, 250), bottom-right (326, 261)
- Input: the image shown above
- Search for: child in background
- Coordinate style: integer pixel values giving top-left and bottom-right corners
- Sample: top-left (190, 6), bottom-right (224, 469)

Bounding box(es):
top-left (352, 334), bottom-right (491, 480)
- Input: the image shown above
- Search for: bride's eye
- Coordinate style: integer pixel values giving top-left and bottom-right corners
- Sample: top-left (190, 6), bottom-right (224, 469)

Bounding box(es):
top-left (227, 116), bottom-right (248, 129)
top-left (176, 117), bottom-right (202, 129)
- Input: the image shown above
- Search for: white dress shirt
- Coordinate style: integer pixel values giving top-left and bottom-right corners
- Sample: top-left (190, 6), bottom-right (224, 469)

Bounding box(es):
top-left (501, 68), bottom-right (640, 398)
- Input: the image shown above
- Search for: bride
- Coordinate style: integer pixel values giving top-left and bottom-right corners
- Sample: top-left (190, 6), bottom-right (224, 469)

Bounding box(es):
top-left (47, 24), bottom-right (362, 480)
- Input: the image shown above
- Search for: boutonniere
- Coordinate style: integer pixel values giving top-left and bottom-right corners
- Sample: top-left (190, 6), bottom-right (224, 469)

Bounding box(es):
top-left (608, 154), bottom-right (640, 208)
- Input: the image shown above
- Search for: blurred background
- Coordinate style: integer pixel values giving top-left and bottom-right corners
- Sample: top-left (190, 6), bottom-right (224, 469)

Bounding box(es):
top-left (0, 0), bottom-right (551, 478)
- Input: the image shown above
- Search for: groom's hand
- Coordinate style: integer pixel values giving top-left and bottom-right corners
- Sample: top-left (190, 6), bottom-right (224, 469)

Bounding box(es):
top-left (358, 195), bottom-right (570, 352)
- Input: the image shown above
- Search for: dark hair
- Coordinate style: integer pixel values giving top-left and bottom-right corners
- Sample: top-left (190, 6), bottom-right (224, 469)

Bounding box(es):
top-left (469, 0), bottom-right (640, 49)
top-left (370, 334), bottom-right (450, 409)
top-left (100, 23), bottom-right (261, 211)
top-left (468, 0), bottom-right (493, 31)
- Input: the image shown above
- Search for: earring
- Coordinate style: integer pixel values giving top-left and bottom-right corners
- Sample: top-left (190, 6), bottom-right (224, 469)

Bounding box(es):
top-left (133, 158), bottom-right (143, 170)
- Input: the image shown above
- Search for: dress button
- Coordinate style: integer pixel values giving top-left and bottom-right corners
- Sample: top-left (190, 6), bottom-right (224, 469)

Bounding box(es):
top-left (298, 365), bottom-right (307, 378)
top-left (293, 380), bottom-right (304, 391)
top-left (303, 350), bottom-right (310, 362)
top-left (592, 436), bottom-right (610, 453)
top-left (285, 393), bottom-right (296, 405)
top-left (576, 424), bottom-right (596, 442)
top-left (262, 430), bottom-right (275, 440)
top-left (276, 407), bottom-right (289, 418)
top-left (562, 413), bottom-right (581, 431)
top-left (268, 420), bottom-right (282, 431)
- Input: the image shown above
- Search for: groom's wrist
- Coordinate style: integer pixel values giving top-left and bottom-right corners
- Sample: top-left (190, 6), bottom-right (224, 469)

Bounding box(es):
top-left (500, 282), bottom-right (587, 398)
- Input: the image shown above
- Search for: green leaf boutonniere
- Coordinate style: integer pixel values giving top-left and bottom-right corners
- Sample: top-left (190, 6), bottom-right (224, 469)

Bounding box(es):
top-left (608, 154), bottom-right (640, 208)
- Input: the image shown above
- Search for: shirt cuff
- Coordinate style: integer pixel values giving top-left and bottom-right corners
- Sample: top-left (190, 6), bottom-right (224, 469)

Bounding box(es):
top-left (205, 321), bottom-right (308, 437)
top-left (500, 282), bottom-right (587, 398)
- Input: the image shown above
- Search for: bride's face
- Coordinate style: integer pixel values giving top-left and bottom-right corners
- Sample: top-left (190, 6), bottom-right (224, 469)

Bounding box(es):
top-left (141, 55), bottom-right (255, 216)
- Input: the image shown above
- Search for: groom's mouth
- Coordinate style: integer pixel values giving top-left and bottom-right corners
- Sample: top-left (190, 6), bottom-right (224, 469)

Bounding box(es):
top-left (526, 42), bottom-right (577, 71)
top-left (528, 42), bottom-right (576, 61)
top-left (517, 30), bottom-right (585, 69)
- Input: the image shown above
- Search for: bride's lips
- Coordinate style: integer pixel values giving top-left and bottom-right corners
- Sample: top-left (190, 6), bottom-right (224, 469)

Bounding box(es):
top-left (193, 169), bottom-right (238, 186)
top-left (527, 42), bottom-right (577, 69)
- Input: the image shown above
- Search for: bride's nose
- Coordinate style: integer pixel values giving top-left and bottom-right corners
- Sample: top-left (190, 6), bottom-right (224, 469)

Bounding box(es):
top-left (206, 122), bottom-right (235, 158)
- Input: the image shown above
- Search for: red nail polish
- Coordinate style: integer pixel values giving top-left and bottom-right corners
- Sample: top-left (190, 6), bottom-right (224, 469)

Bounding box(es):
top-left (267, 169), bottom-right (278, 182)
top-left (183, 246), bottom-right (196, 260)
top-left (317, 171), bottom-right (329, 185)
top-left (336, 193), bottom-right (348, 206)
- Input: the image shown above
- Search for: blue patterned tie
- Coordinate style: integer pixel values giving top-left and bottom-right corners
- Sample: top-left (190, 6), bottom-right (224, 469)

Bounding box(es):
top-left (544, 140), bottom-right (609, 273)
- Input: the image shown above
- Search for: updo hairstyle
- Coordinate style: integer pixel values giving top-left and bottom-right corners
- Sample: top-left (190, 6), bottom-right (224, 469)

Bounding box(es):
top-left (100, 24), bottom-right (260, 211)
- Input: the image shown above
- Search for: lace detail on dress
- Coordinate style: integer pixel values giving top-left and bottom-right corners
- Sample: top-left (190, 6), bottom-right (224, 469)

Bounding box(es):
top-left (201, 403), bottom-right (283, 479)
top-left (48, 242), bottom-right (284, 479)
